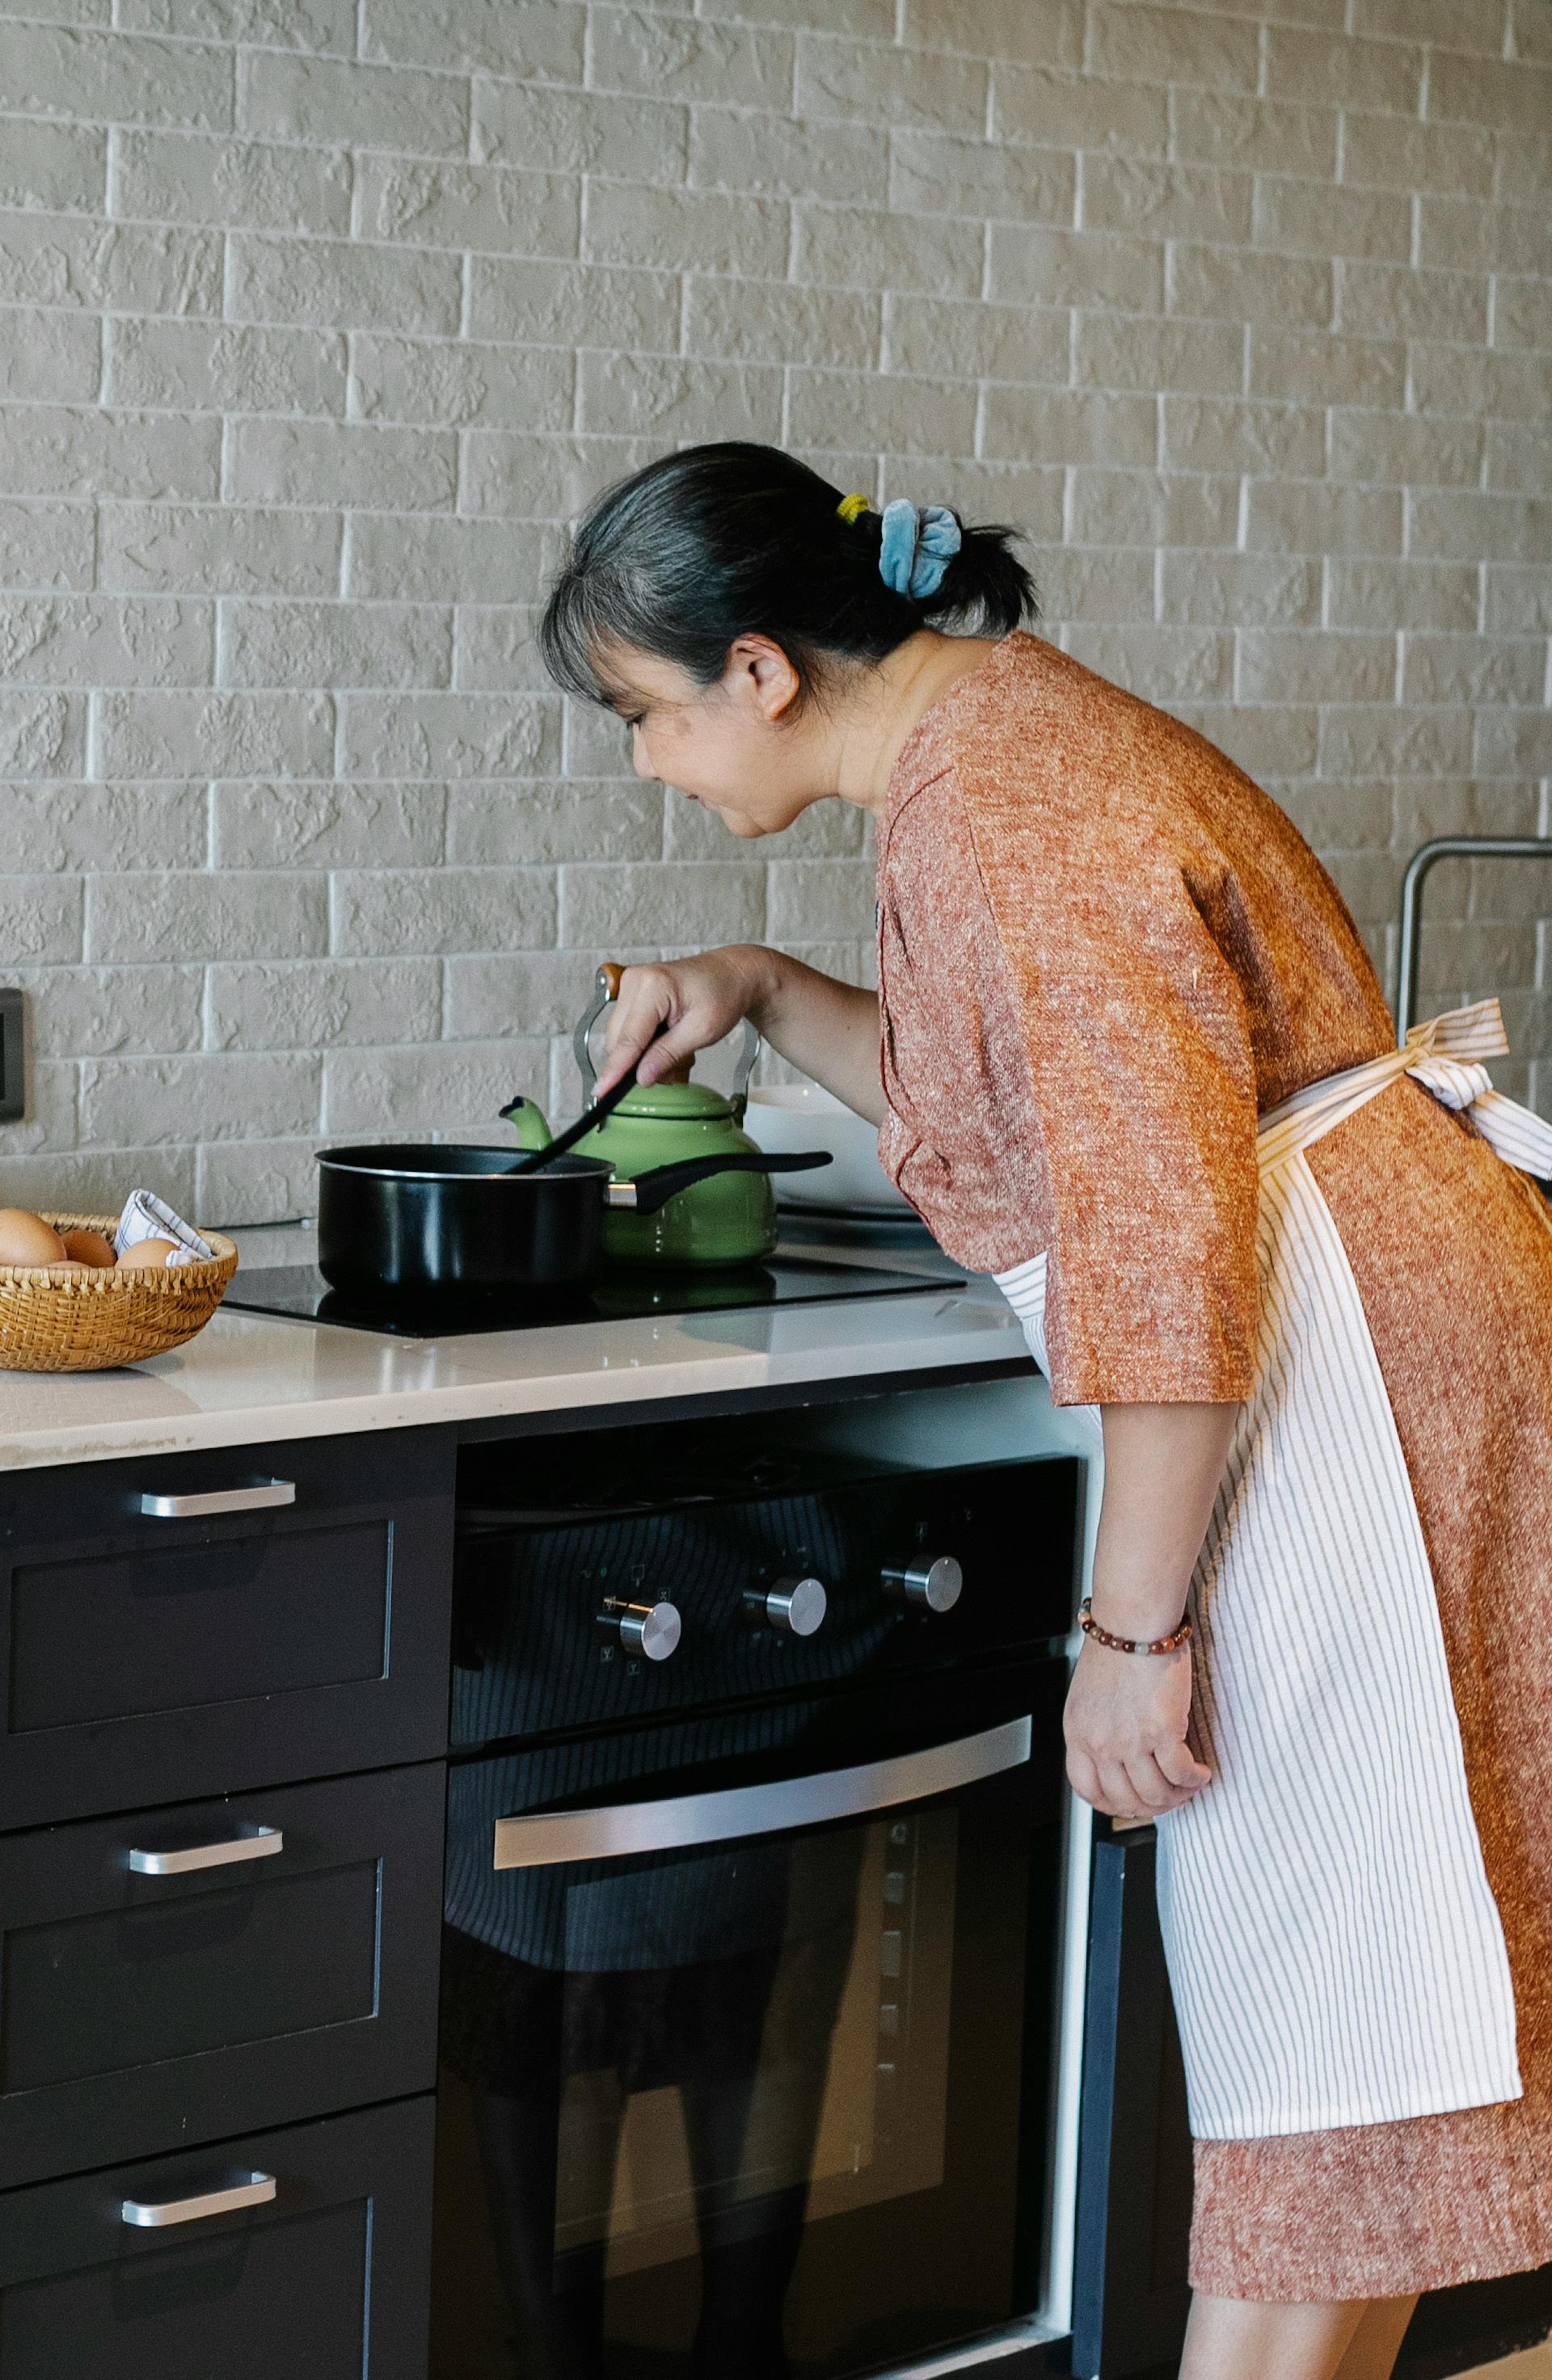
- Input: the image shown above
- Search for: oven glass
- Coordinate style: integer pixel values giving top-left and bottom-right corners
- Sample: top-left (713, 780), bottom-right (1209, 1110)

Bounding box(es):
top-left (431, 1666), bottom-right (1065, 2380)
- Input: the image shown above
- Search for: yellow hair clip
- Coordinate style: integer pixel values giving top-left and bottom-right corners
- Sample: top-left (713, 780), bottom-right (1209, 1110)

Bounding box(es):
top-left (836, 492), bottom-right (870, 524)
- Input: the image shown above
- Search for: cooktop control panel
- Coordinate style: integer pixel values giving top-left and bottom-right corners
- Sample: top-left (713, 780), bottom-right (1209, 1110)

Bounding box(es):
top-left (451, 1436), bottom-right (1082, 1749)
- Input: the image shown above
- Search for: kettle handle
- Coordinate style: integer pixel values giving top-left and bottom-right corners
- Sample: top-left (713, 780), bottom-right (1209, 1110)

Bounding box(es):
top-left (573, 963), bottom-right (761, 1109)
top-left (727, 1011), bottom-right (761, 1119)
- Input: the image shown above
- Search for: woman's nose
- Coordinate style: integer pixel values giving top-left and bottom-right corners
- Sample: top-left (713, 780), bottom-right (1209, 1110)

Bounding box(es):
top-left (630, 726), bottom-right (656, 781)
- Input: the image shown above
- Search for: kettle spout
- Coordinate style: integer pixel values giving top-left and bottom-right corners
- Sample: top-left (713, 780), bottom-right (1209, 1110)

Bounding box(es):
top-left (499, 1093), bottom-right (552, 1152)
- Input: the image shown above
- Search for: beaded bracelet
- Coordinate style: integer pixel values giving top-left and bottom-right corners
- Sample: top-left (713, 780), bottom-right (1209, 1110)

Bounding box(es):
top-left (1078, 1596), bottom-right (1192, 1657)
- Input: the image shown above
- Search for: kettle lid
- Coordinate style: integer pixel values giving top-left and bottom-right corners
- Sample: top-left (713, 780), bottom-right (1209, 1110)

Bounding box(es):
top-left (612, 1080), bottom-right (736, 1122)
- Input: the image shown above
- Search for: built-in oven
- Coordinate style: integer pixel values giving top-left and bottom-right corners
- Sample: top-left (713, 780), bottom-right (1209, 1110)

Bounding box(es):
top-left (432, 1422), bottom-right (1082, 2380)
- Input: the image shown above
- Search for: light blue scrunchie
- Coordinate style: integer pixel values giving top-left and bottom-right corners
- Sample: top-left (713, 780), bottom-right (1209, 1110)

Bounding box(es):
top-left (878, 499), bottom-right (962, 601)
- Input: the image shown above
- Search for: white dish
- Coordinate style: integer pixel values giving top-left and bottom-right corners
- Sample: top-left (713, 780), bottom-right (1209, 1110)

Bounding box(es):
top-left (745, 1085), bottom-right (913, 1214)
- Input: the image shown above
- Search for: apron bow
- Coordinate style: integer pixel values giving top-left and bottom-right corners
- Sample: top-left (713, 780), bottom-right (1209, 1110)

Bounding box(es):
top-left (1404, 997), bottom-right (1552, 1180)
top-left (1259, 996), bottom-right (1552, 1182)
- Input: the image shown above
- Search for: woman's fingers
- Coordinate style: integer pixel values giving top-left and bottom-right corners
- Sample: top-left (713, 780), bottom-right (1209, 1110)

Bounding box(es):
top-left (610, 1010), bottom-right (698, 1092)
top-left (1071, 1751), bottom-right (1204, 1818)
top-left (1065, 1747), bottom-right (1104, 1811)
top-left (596, 971), bottom-right (677, 1094)
top-left (595, 1024), bottom-right (664, 1095)
top-left (1154, 1734), bottom-right (1213, 1792)
top-left (1067, 1736), bottom-right (1211, 1820)
top-left (1114, 1756), bottom-right (1167, 1816)
top-left (1123, 1753), bottom-right (1196, 1816)
top-left (1096, 1759), bottom-right (1144, 1819)
top-left (594, 956), bottom-right (753, 1093)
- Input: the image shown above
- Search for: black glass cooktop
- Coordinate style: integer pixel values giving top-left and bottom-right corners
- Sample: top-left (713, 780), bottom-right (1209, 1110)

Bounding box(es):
top-left (222, 1255), bottom-right (961, 1338)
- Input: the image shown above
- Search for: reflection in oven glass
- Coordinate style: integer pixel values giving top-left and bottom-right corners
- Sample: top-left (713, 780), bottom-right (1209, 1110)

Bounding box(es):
top-left (434, 1809), bottom-right (956, 2378)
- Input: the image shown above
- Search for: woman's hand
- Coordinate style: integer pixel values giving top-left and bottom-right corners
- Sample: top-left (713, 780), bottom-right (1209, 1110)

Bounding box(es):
top-left (1062, 1399), bottom-right (1235, 1820)
top-left (596, 946), bottom-right (888, 1122)
top-left (597, 949), bottom-right (774, 1094)
top-left (1064, 1637), bottom-right (1212, 1821)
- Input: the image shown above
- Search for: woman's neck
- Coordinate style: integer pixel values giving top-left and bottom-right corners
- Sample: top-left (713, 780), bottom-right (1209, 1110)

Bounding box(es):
top-left (832, 630), bottom-right (1006, 817)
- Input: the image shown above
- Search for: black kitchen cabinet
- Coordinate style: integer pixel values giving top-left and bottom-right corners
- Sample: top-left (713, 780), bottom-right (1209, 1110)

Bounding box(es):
top-left (1070, 1826), bottom-right (1192, 2380)
top-left (0, 1762), bottom-right (445, 2189)
top-left (0, 1430), bottom-right (455, 1830)
top-left (1067, 1826), bottom-right (1552, 2380)
top-left (0, 2095), bottom-right (434, 2380)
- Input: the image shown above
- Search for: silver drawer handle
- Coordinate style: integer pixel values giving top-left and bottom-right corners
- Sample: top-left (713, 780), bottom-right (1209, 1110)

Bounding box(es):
top-left (139, 1480), bottom-right (296, 1519)
top-left (122, 2172), bottom-right (276, 2229)
top-left (494, 1714), bottom-right (1031, 1872)
top-left (129, 1826), bottom-right (283, 1877)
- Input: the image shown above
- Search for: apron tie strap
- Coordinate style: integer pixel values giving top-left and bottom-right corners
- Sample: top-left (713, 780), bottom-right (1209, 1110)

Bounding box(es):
top-left (1259, 996), bottom-right (1552, 1181)
top-left (1402, 992), bottom-right (1512, 1061)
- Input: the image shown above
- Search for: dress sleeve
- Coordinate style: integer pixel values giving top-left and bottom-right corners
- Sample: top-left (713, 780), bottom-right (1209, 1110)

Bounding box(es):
top-left (978, 817), bottom-right (1262, 1408)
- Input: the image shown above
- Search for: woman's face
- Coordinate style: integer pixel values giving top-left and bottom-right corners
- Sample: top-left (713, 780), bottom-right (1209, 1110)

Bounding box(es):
top-left (600, 636), bottom-right (836, 840)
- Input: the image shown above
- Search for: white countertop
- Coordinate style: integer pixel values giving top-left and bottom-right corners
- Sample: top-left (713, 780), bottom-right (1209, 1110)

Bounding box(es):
top-left (0, 1223), bottom-right (1031, 1473)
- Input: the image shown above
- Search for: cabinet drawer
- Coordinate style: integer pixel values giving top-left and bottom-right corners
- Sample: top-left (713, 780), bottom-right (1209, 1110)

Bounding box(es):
top-left (0, 2096), bottom-right (433, 2380)
top-left (0, 1762), bottom-right (444, 2188)
top-left (0, 1429), bottom-right (453, 1828)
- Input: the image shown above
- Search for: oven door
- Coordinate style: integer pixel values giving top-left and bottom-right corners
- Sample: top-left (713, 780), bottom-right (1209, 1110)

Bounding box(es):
top-left (431, 1657), bottom-right (1069, 2380)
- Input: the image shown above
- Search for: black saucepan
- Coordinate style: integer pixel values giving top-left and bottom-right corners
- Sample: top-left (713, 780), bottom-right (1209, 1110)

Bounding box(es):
top-left (316, 1143), bottom-right (832, 1298)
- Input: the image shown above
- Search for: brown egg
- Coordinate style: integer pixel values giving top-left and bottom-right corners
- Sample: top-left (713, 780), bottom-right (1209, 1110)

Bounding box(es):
top-left (0, 1208), bottom-right (68, 1268)
top-left (116, 1237), bottom-right (179, 1273)
top-left (59, 1228), bottom-right (116, 1268)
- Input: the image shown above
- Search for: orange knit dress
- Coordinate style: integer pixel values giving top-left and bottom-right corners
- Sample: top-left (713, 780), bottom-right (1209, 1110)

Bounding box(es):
top-left (873, 630), bottom-right (1552, 2302)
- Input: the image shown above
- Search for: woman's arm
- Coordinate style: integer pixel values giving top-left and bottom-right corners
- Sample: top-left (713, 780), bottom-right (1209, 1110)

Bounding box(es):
top-left (1062, 1401), bottom-right (1237, 1821)
top-left (598, 946), bottom-right (885, 1123)
top-left (744, 950), bottom-right (884, 1121)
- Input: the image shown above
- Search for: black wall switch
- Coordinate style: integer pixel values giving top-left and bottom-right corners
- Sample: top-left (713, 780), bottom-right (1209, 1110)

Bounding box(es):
top-left (0, 988), bottom-right (23, 1123)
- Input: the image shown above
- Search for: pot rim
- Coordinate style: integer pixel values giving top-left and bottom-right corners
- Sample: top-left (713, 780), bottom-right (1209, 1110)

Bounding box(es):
top-left (318, 1144), bottom-right (612, 1185)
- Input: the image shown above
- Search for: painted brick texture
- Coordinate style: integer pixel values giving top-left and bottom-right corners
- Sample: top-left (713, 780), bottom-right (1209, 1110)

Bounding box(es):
top-left (0, 0), bottom-right (1549, 1220)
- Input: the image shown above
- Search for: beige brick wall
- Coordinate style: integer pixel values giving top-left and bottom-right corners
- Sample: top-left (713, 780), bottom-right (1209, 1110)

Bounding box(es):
top-left (0, 0), bottom-right (1548, 1223)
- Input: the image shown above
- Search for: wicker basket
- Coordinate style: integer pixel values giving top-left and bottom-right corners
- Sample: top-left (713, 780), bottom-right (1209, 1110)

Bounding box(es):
top-left (0, 1213), bottom-right (238, 1374)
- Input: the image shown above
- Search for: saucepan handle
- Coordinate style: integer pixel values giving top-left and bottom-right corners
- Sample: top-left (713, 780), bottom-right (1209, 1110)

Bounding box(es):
top-left (610, 1150), bottom-right (832, 1216)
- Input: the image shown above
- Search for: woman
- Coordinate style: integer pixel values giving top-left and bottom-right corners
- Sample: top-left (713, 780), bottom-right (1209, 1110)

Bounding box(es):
top-left (537, 442), bottom-right (1552, 2380)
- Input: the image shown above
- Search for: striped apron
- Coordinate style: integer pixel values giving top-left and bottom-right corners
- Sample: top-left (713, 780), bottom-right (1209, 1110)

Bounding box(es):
top-left (997, 998), bottom-right (1552, 2141)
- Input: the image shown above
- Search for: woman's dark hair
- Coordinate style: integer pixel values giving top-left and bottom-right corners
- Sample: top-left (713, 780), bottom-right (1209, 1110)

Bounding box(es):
top-left (538, 441), bottom-right (1037, 707)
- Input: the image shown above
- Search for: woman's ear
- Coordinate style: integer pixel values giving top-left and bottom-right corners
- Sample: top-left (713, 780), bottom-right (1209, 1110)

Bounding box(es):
top-left (726, 634), bottom-right (802, 723)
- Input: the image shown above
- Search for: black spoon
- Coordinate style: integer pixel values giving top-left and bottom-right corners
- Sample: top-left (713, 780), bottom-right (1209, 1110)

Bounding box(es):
top-left (500, 1038), bottom-right (661, 1176)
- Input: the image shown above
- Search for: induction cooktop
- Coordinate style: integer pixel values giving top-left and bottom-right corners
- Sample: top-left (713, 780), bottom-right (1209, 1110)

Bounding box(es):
top-left (221, 1254), bottom-right (963, 1338)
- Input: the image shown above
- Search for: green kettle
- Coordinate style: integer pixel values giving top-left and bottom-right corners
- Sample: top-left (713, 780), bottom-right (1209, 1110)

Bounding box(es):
top-left (567, 965), bottom-right (778, 1268)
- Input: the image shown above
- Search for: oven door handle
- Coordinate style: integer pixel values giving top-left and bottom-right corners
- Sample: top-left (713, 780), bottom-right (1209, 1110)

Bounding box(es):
top-left (491, 1713), bottom-right (1032, 1872)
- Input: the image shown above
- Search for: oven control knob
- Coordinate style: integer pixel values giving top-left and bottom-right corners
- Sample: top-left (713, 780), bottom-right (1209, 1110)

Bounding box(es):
top-left (744, 1575), bottom-right (828, 1637)
top-left (597, 1597), bottom-right (681, 1662)
top-left (881, 1554), bottom-right (963, 1614)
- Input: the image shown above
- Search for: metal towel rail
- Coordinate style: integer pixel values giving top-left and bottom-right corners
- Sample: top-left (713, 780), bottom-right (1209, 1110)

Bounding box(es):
top-left (1395, 836), bottom-right (1552, 1043)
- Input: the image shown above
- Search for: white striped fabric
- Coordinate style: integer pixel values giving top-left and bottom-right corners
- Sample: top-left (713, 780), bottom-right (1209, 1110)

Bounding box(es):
top-left (1155, 1144), bottom-right (1520, 2138)
top-left (994, 1253), bottom-right (1103, 1459)
top-left (1407, 992), bottom-right (1520, 1057)
top-left (994, 1251), bottom-right (1048, 1360)
top-left (993, 993), bottom-right (1542, 2139)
